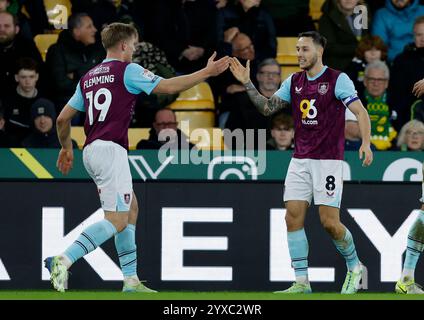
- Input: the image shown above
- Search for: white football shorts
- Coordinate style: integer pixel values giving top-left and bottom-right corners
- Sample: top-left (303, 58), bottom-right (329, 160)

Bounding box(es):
top-left (283, 158), bottom-right (343, 208)
top-left (83, 139), bottom-right (133, 212)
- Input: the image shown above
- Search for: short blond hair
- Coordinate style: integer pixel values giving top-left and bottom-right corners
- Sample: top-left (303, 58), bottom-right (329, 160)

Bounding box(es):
top-left (101, 22), bottom-right (138, 50)
top-left (397, 119), bottom-right (424, 149)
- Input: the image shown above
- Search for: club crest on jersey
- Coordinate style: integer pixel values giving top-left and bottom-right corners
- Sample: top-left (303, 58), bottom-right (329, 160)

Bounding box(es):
top-left (124, 193), bottom-right (131, 204)
top-left (318, 82), bottom-right (329, 95)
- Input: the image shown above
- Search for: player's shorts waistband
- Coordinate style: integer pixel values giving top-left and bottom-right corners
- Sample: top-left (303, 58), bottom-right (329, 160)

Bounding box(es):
top-left (85, 139), bottom-right (126, 152)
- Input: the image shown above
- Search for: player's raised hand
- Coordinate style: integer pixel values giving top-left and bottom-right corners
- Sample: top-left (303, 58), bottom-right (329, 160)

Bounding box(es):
top-left (359, 144), bottom-right (373, 167)
top-left (205, 52), bottom-right (230, 77)
top-left (57, 147), bottom-right (74, 175)
top-left (413, 79), bottom-right (424, 97)
top-left (229, 57), bottom-right (250, 85)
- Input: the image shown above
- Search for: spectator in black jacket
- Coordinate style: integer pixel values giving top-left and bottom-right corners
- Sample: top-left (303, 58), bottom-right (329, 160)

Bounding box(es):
top-left (3, 57), bottom-right (42, 143)
top-left (0, 105), bottom-right (18, 147)
top-left (319, 0), bottom-right (368, 71)
top-left (217, 0), bottom-right (276, 62)
top-left (177, 0), bottom-right (218, 74)
top-left (45, 13), bottom-right (105, 115)
top-left (0, 11), bottom-right (43, 98)
top-left (71, 0), bottom-right (136, 32)
top-left (136, 109), bottom-right (195, 150)
top-left (18, 0), bottom-right (49, 37)
top-left (134, 1), bottom-right (189, 72)
top-left (389, 16), bottom-right (424, 131)
top-left (22, 98), bottom-right (77, 148)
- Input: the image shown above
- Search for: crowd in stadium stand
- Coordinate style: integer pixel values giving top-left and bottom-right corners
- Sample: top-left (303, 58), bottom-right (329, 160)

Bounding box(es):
top-left (0, 0), bottom-right (423, 151)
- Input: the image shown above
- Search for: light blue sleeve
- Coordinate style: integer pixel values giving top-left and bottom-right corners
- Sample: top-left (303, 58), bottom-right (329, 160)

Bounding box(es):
top-left (67, 83), bottom-right (85, 112)
top-left (124, 63), bottom-right (163, 95)
top-left (335, 73), bottom-right (359, 106)
top-left (274, 74), bottom-right (292, 103)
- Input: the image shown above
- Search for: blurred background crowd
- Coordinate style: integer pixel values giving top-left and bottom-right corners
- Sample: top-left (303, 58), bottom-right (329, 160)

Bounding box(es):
top-left (0, 0), bottom-right (423, 152)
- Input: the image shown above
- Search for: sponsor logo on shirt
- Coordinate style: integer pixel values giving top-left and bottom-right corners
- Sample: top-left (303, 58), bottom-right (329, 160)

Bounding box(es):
top-left (142, 69), bottom-right (158, 82)
top-left (300, 99), bottom-right (318, 125)
top-left (89, 66), bottom-right (110, 76)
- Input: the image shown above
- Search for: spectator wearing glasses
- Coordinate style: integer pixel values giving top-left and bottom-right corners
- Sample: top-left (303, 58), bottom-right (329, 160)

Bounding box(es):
top-left (213, 32), bottom-right (260, 127)
top-left (266, 112), bottom-right (294, 150)
top-left (361, 61), bottom-right (397, 150)
top-left (136, 108), bottom-right (195, 150)
top-left (226, 58), bottom-right (281, 134)
top-left (396, 119), bottom-right (424, 151)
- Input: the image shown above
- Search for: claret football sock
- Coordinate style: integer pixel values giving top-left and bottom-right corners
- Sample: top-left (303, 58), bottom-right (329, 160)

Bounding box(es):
top-left (64, 219), bottom-right (117, 264)
top-left (402, 211), bottom-right (424, 281)
top-left (115, 224), bottom-right (138, 277)
top-left (287, 228), bottom-right (309, 283)
top-left (333, 227), bottom-right (360, 272)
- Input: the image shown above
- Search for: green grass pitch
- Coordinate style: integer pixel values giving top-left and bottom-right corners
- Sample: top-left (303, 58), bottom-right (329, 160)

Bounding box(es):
top-left (0, 291), bottom-right (423, 300)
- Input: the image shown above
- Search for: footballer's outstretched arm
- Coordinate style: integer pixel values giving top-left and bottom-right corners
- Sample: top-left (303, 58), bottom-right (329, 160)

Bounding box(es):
top-left (229, 57), bottom-right (289, 116)
top-left (153, 52), bottom-right (230, 95)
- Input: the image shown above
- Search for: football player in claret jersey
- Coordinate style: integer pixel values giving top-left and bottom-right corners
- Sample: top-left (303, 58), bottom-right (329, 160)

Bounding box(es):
top-left (396, 162), bottom-right (424, 294)
top-left (229, 31), bottom-right (373, 294)
top-left (44, 22), bottom-right (230, 292)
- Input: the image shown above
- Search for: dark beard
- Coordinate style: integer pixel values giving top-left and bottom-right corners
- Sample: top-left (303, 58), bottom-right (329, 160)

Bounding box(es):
top-left (0, 35), bottom-right (14, 47)
top-left (301, 55), bottom-right (318, 71)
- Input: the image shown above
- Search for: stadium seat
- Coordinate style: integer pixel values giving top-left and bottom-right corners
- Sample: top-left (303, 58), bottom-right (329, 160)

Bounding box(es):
top-left (309, 0), bottom-right (325, 22)
top-left (70, 126), bottom-right (86, 150)
top-left (182, 127), bottom-right (226, 150)
top-left (44, 0), bottom-right (72, 27)
top-left (34, 34), bottom-right (59, 61)
top-left (169, 82), bottom-right (216, 129)
top-left (71, 127), bottom-right (151, 150)
top-left (169, 82), bottom-right (215, 110)
top-left (276, 37), bottom-right (298, 66)
top-left (281, 65), bottom-right (301, 81)
top-left (71, 126), bottom-right (226, 150)
top-left (128, 128), bottom-right (151, 150)
top-left (175, 111), bottom-right (215, 130)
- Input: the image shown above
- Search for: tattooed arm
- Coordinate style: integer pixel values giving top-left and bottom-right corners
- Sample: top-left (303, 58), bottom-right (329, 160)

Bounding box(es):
top-left (229, 58), bottom-right (289, 116)
top-left (244, 80), bottom-right (290, 116)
